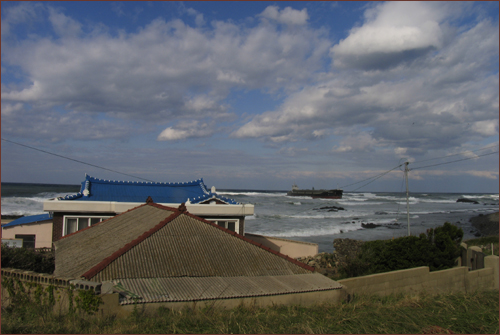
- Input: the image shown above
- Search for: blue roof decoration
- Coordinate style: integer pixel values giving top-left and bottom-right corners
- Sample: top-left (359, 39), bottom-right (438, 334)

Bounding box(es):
top-left (57, 174), bottom-right (239, 205)
top-left (2, 214), bottom-right (53, 228)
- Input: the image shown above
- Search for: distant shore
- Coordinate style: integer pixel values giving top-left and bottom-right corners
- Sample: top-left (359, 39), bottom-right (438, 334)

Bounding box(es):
top-left (468, 211), bottom-right (499, 237)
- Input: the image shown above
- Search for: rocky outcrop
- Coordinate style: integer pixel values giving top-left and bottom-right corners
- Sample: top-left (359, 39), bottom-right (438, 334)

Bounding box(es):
top-left (361, 223), bottom-right (380, 229)
top-left (470, 212), bottom-right (499, 236)
top-left (457, 198), bottom-right (479, 204)
top-left (314, 206), bottom-right (345, 212)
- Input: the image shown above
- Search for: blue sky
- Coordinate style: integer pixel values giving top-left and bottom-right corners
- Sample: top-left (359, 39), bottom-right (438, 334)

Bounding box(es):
top-left (1, 1), bottom-right (499, 193)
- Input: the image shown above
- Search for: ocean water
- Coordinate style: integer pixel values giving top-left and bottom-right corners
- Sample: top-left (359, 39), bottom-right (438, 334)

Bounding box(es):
top-left (2, 183), bottom-right (498, 253)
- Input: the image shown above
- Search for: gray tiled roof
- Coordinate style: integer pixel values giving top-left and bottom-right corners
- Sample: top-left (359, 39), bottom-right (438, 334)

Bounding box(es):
top-left (54, 203), bottom-right (312, 281)
top-left (54, 203), bottom-right (344, 303)
top-left (54, 204), bottom-right (174, 279)
top-left (88, 209), bottom-right (311, 282)
top-left (113, 273), bottom-right (343, 304)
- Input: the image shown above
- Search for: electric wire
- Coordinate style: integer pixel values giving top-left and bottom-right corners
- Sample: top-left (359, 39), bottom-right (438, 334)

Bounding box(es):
top-left (1, 137), bottom-right (157, 182)
top-left (410, 144), bottom-right (499, 165)
top-left (1, 137), bottom-right (230, 199)
top-left (410, 151), bottom-right (498, 171)
top-left (340, 164), bottom-right (404, 191)
top-left (3, 136), bottom-right (497, 196)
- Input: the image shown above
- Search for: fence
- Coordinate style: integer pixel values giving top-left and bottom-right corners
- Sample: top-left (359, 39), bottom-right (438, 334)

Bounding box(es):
top-left (338, 254), bottom-right (498, 298)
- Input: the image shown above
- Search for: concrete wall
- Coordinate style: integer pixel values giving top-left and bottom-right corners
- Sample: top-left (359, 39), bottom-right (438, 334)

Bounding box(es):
top-left (1, 222), bottom-right (53, 248)
top-left (3, 254), bottom-right (497, 319)
top-left (245, 233), bottom-right (318, 258)
top-left (99, 288), bottom-right (347, 318)
top-left (0, 267), bottom-right (345, 318)
top-left (1, 268), bottom-right (102, 314)
top-left (338, 255), bottom-right (499, 297)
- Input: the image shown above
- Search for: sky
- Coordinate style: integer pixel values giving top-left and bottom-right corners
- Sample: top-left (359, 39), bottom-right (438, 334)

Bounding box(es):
top-left (1, 1), bottom-right (499, 193)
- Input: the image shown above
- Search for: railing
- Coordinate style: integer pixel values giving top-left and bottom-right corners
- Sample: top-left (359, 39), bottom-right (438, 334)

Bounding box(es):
top-left (34, 247), bottom-right (54, 253)
top-left (1, 268), bottom-right (101, 294)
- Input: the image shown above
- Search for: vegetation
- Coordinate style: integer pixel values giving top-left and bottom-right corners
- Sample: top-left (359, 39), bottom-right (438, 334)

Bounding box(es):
top-left (337, 222), bottom-right (464, 278)
top-left (464, 235), bottom-right (499, 256)
top-left (1, 288), bottom-right (497, 334)
top-left (1, 244), bottom-right (55, 274)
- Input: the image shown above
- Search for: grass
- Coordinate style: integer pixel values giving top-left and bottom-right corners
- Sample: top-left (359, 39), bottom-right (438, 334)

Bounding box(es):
top-left (464, 235), bottom-right (499, 256)
top-left (2, 290), bottom-right (498, 334)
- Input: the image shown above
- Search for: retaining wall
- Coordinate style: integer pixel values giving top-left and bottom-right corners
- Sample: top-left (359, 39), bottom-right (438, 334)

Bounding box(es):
top-left (1, 267), bottom-right (346, 317)
top-left (1, 268), bottom-right (102, 314)
top-left (338, 255), bottom-right (499, 297)
top-left (2, 254), bottom-right (497, 318)
top-left (99, 289), bottom-right (347, 318)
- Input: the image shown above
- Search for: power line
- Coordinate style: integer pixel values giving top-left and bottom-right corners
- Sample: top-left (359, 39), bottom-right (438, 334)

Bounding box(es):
top-left (349, 165), bottom-right (403, 192)
top-left (2, 137), bottom-right (218, 199)
top-left (411, 144), bottom-right (499, 165)
top-left (340, 164), bottom-right (404, 190)
top-left (1, 137), bottom-right (156, 182)
top-left (411, 151), bottom-right (498, 171)
top-left (341, 145), bottom-right (498, 191)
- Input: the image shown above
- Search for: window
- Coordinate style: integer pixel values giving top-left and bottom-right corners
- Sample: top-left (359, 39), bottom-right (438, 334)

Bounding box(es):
top-left (63, 216), bottom-right (112, 236)
top-left (15, 234), bottom-right (36, 249)
top-left (207, 219), bottom-right (240, 234)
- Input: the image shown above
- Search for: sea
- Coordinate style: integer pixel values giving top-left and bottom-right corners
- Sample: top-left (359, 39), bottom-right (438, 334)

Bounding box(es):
top-left (1, 182), bottom-right (498, 253)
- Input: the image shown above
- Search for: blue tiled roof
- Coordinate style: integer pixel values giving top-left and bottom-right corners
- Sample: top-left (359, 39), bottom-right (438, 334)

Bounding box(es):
top-left (2, 214), bottom-right (53, 228)
top-left (57, 175), bottom-right (239, 205)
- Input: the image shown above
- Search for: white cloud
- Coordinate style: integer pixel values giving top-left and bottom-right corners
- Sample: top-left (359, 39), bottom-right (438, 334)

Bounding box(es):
top-left (186, 8), bottom-right (205, 27)
top-left (1, 102), bottom-right (23, 116)
top-left (157, 121), bottom-right (216, 141)
top-left (466, 170), bottom-right (498, 179)
top-left (1, 0), bottom-right (498, 186)
top-left (2, 3), bottom-right (330, 141)
top-left (332, 132), bottom-right (376, 153)
top-left (260, 6), bottom-right (309, 26)
top-left (48, 7), bottom-right (82, 38)
top-left (234, 2), bottom-right (499, 156)
top-left (471, 120), bottom-right (499, 136)
top-left (331, 2), bottom-right (445, 70)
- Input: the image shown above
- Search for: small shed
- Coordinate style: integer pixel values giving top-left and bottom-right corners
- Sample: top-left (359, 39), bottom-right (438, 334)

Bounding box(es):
top-left (54, 202), bottom-right (343, 308)
top-left (1, 214), bottom-right (53, 248)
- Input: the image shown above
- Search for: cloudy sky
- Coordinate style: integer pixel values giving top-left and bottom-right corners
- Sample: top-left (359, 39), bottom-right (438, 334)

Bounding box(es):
top-left (1, 1), bottom-right (499, 193)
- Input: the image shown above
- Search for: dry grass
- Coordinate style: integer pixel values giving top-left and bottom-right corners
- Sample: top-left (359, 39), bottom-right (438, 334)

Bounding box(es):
top-left (2, 290), bottom-right (498, 334)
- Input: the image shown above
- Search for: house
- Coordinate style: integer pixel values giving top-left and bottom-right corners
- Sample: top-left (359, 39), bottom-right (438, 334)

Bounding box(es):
top-left (54, 201), bottom-right (343, 310)
top-left (7, 174), bottom-right (317, 258)
top-left (44, 174), bottom-right (254, 243)
top-left (1, 214), bottom-right (53, 248)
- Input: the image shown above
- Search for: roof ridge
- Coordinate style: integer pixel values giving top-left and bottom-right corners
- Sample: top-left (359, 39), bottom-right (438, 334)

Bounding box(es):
top-left (58, 175), bottom-right (239, 205)
top-left (81, 204), bottom-right (183, 280)
top-left (59, 202), bottom-right (162, 240)
top-left (85, 174), bottom-right (204, 186)
top-left (81, 203), bottom-right (313, 279)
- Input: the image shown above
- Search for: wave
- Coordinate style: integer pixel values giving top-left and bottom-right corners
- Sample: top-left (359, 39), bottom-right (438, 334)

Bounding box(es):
top-left (462, 194), bottom-right (499, 200)
top-left (337, 201), bottom-right (385, 206)
top-left (249, 223), bottom-right (363, 237)
top-left (219, 191), bottom-right (285, 197)
top-left (1, 192), bottom-right (76, 215)
top-left (417, 199), bottom-right (457, 204)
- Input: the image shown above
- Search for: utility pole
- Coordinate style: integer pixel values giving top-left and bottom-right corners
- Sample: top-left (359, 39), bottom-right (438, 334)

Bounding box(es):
top-left (404, 162), bottom-right (410, 236)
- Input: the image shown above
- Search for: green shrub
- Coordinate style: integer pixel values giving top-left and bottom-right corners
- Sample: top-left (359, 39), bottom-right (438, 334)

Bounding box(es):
top-left (339, 222), bottom-right (463, 277)
top-left (1, 245), bottom-right (55, 273)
